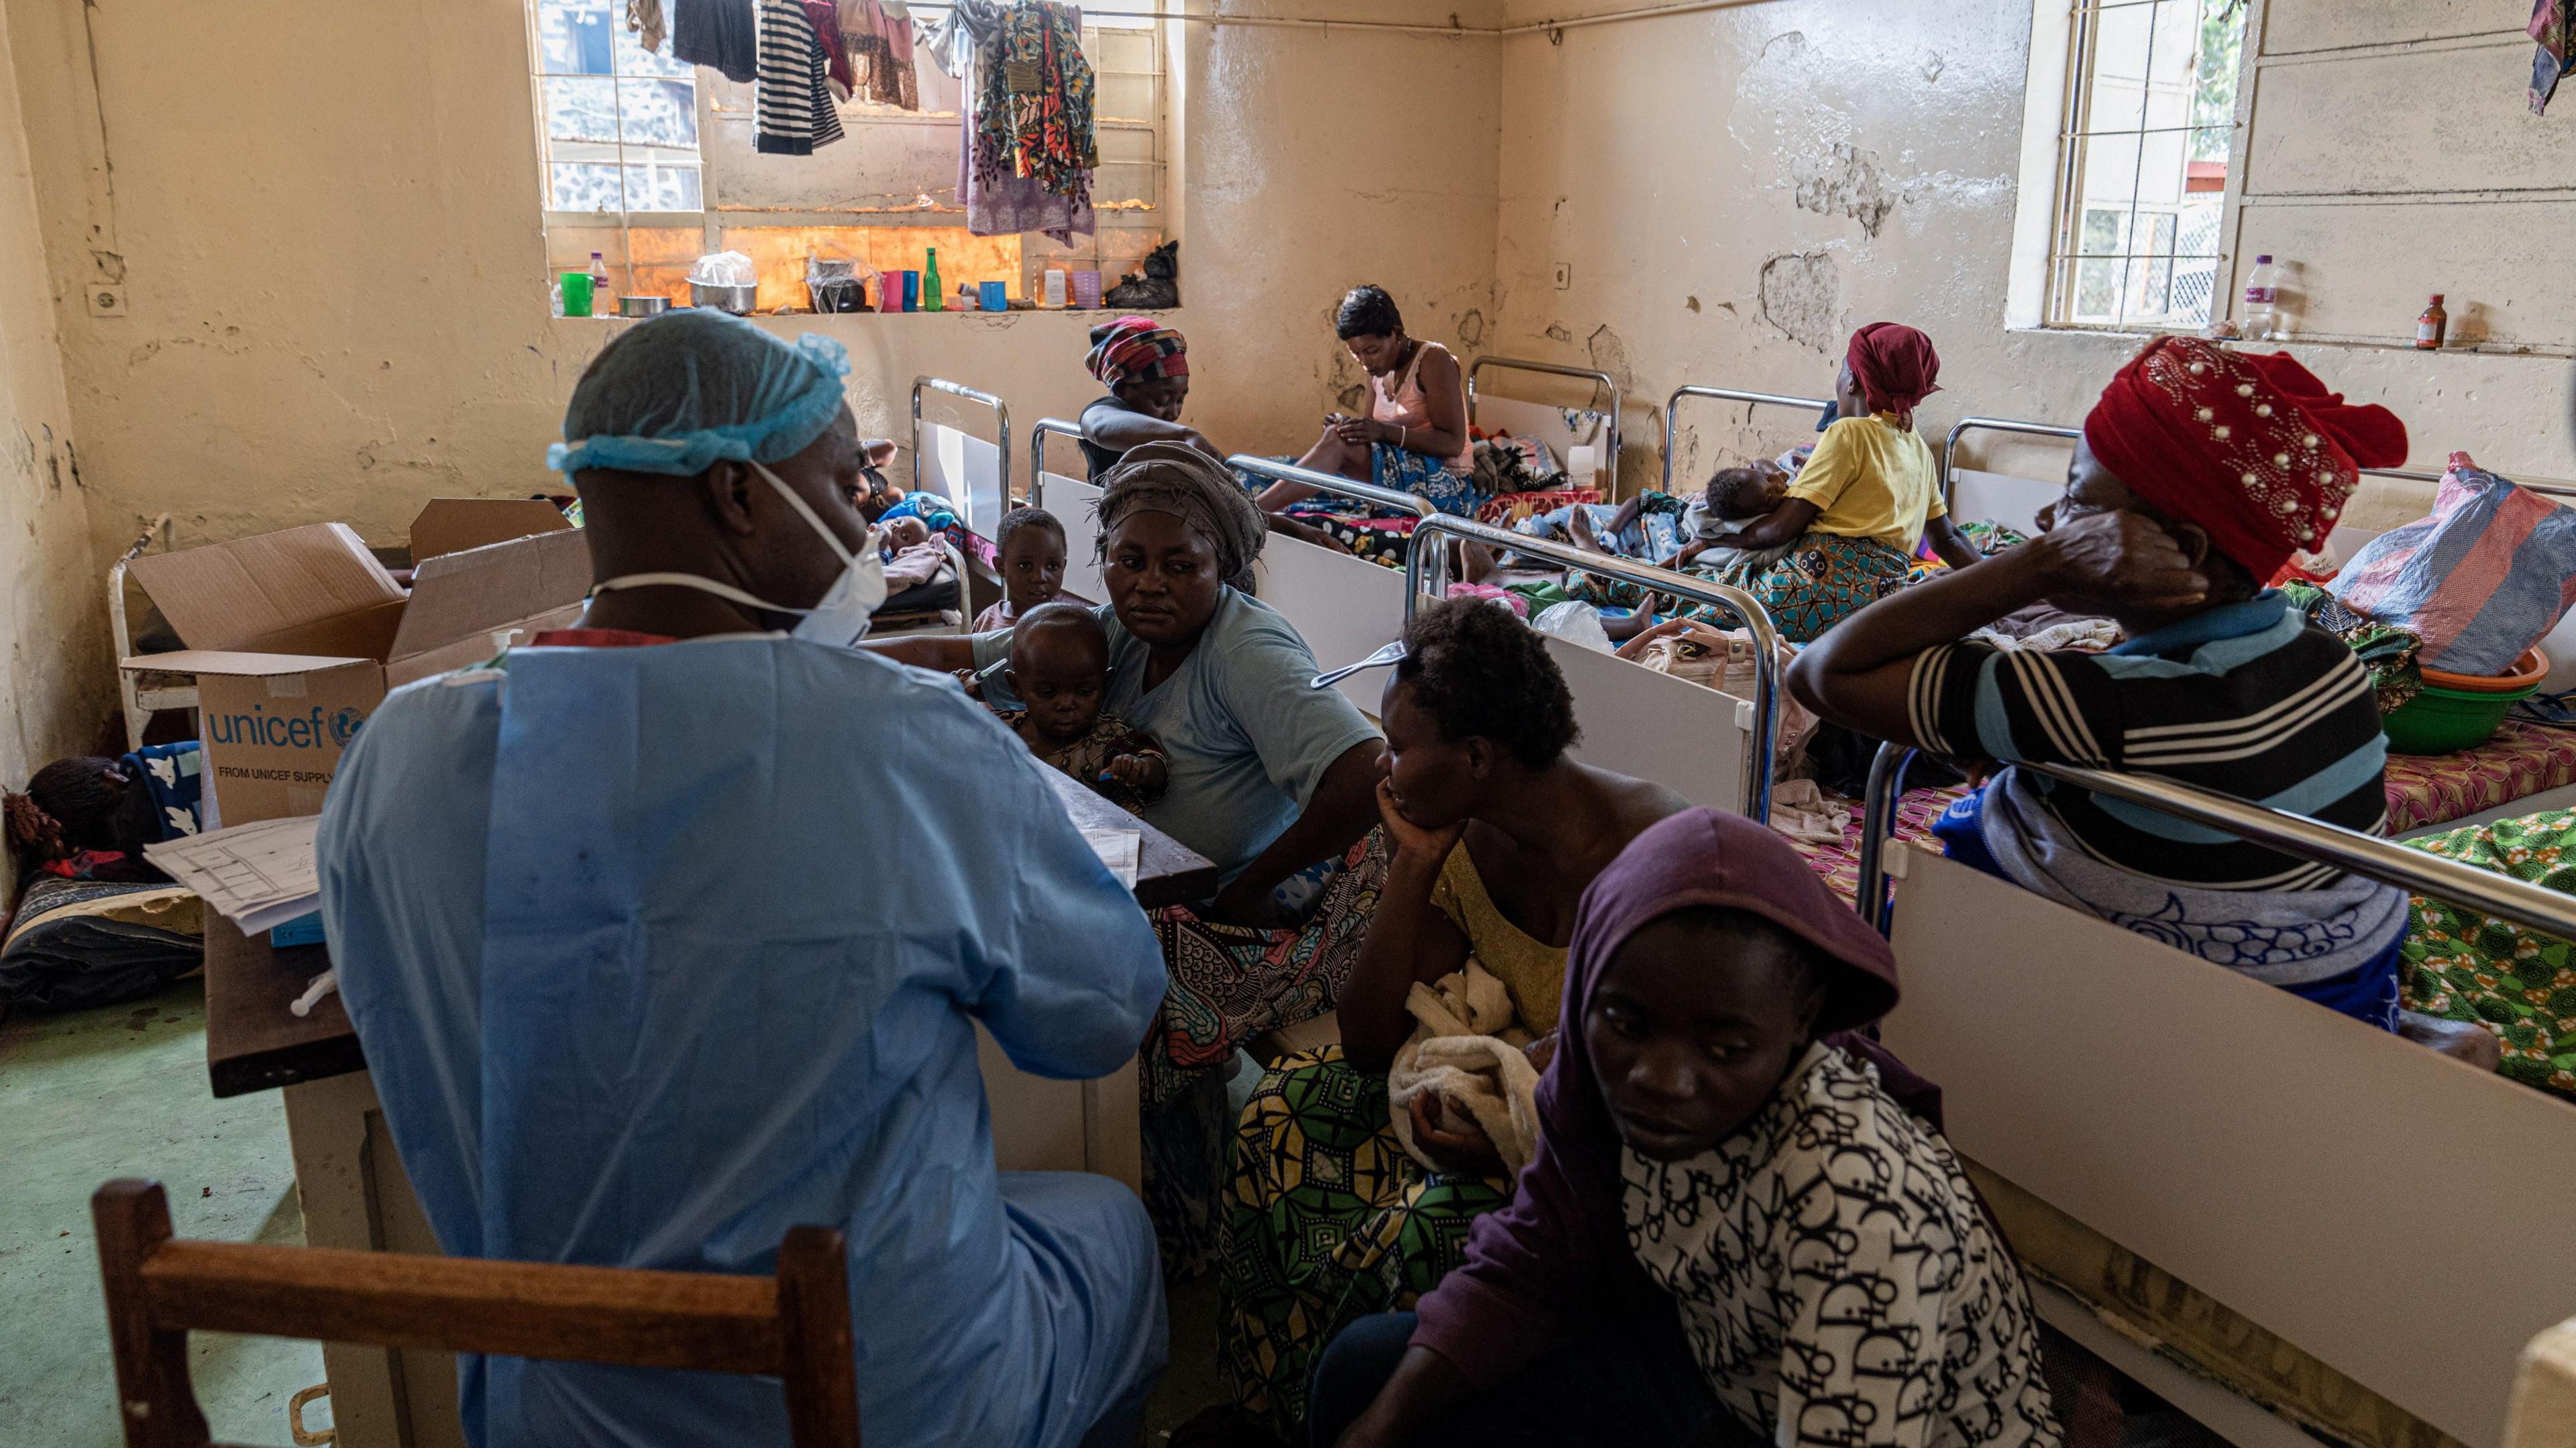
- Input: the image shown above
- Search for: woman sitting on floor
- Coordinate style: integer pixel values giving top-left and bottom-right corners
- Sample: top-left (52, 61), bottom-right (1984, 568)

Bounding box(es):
top-left (1190, 598), bottom-right (1684, 1443)
top-left (1311, 808), bottom-right (2059, 1448)
top-left (1253, 286), bottom-right (1480, 563)
top-left (1790, 336), bottom-right (2416, 1029)
top-left (1669, 323), bottom-right (1984, 642)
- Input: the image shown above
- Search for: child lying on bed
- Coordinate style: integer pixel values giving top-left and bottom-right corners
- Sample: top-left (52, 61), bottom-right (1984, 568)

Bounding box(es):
top-left (996, 602), bottom-right (1169, 814)
top-left (1670, 461), bottom-right (1794, 571)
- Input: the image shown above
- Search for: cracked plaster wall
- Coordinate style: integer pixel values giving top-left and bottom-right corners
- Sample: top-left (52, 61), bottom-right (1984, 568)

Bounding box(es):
top-left (5, 0), bottom-right (1498, 561)
top-left (1486, 1), bottom-right (2576, 497)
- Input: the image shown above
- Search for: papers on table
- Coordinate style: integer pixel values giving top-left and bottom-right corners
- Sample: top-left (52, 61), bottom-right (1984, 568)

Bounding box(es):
top-left (142, 814), bottom-right (322, 935)
top-left (1081, 826), bottom-right (1141, 889)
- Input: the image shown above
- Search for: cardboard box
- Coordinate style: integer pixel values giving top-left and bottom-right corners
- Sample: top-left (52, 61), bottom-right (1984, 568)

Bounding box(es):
top-left (121, 506), bottom-right (591, 824)
top-left (409, 497), bottom-right (574, 564)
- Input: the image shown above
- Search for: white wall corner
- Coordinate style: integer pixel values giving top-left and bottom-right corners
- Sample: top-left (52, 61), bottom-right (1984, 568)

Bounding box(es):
top-left (2004, 0), bottom-right (2073, 333)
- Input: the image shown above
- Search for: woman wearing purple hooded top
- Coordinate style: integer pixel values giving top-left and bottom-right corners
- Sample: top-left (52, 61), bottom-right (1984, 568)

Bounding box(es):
top-left (1310, 810), bottom-right (2062, 1448)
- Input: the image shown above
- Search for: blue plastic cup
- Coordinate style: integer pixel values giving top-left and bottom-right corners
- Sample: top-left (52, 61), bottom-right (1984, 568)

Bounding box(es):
top-left (980, 280), bottom-right (1008, 311)
top-left (902, 271), bottom-right (919, 312)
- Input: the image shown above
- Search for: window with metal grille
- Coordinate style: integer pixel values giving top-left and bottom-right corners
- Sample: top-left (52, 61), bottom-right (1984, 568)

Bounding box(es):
top-left (526, 3), bottom-right (1171, 313)
top-left (2043, 0), bottom-right (2249, 331)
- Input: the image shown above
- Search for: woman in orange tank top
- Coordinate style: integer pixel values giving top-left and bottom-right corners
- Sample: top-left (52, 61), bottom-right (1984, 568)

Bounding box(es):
top-left (1254, 286), bottom-right (1479, 553)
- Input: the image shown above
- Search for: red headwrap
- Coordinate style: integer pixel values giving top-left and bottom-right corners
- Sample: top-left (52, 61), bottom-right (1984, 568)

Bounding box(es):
top-left (1845, 322), bottom-right (1941, 428)
top-left (2082, 337), bottom-right (2408, 582)
top-left (1085, 315), bottom-right (1187, 390)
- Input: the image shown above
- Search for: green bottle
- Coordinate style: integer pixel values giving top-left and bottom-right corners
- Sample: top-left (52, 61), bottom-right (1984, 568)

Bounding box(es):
top-left (923, 247), bottom-right (943, 312)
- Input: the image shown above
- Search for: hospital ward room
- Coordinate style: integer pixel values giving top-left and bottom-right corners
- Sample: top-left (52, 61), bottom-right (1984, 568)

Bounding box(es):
top-left (12, 0), bottom-right (2576, 1445)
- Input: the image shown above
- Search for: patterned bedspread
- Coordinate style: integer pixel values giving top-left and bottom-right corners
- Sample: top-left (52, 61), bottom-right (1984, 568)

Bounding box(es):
top-left (1790, 721), bottom-right (2576, 901)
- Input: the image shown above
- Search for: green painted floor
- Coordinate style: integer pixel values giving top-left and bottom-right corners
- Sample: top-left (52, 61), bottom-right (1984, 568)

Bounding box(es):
top-left (0, 977), bottom-right (325, 1447)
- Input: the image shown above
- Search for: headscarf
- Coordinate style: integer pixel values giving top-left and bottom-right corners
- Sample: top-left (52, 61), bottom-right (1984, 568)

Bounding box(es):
top-left (547, 309), bottom-right (853, 477)
top-left (1094, 441), bottom-right (1265, 594)
top-left (2083, 336), bottom-right (2408, 582)
top-left (1410, 808), bottom-right (1941, 1389)
top-left (1845, 321), bottom-right (1942, 429)
top-left (1085, 315), bottom-right (1188, 392)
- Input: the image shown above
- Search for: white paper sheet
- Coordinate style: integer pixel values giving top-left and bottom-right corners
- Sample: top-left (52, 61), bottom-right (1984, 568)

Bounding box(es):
top-left (142, 814), bottom-right (322, 934)
top-left (1081, 826), bottom-right (1141, 889)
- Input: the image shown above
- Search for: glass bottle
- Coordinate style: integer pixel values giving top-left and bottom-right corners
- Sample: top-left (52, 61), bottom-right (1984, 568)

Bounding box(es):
top-left (923, 248), bottom-right (944, 313)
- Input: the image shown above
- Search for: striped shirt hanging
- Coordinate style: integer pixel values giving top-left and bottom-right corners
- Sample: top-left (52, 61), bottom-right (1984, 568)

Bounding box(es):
top-left (1907, 591), bottom-right (2389, 891)
top-left (757, 0), bottom-right (843, 155)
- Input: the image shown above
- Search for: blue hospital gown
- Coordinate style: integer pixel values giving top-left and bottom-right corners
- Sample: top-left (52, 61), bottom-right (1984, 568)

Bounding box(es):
top-left (317, 636), bottom-right (1169, 1448)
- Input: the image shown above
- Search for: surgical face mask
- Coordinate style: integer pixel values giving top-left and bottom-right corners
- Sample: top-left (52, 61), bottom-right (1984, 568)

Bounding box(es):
top-left (589, 461), bottom-right (890, 647)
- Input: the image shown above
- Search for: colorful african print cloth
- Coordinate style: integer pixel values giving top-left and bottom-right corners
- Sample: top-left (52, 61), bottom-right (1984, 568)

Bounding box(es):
top-left (1218, 1046), bottom-right (1512, 1438)
top-left (2401, 808), bottom-right (2576, 1098)
top-left (994, 710), bottom-right (1165, 814)
top-left (1142, 830), bottom-right (1391, 1272)
top-left (1273, 447), bottom-right (1480, 569)
top-left (971, 1), bottom-right (1095, 204)
top-left (1602, 530), bottom-right (1911, 642)
top-left (2282, 580), bottom-right (2424, 715)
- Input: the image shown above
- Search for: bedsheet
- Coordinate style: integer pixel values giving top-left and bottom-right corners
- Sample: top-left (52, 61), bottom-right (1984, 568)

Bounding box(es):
top-left (1786, 721), bottom-right (2576, 902)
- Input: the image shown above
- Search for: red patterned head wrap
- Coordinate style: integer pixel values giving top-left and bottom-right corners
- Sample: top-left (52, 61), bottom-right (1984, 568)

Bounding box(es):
top-left (1844, 323), bottom-right (1941, 428)
top-left (1085, 315), bottom-right (1188, 390)
top-left (2082, 337), bottom-right (2408, 581)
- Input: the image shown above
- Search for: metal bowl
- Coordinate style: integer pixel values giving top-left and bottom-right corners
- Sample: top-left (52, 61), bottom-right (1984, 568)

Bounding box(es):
top-left (619, 294), bottom-right (670, 319)
top-left (690, 281), bottom-right (759, 315)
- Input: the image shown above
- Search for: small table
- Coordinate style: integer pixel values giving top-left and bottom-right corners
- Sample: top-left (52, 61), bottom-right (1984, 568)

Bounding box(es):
top-left (199, 782), bottom-right (1213, 1448)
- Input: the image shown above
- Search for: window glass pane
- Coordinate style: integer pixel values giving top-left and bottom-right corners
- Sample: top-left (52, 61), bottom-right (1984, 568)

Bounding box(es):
top-left (2073, 256), bottom-right (2125, 323)
top-left (550, 162), bottom-right (627, 211)
top-left (545, 76), bottom-right (622, 145)
top-left (2083, 2), bottom-right (2155, 133)
top-left (619, 77), bottom-right (698, 148)
top-left (2188, 0), bottom-right (2246, 162)
top-left (616, 23), bottom-right (694, 79)
top-left (2079, 208), bottom-right (2125, 257)
top-left (539, 3), bottom-right (617, 75)
top-left (623, 163), bottom-right (704, 211)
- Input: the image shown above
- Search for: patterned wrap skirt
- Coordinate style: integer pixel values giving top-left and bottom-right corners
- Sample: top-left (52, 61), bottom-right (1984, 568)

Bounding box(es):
top-left (1141, 831), bottom-right (1391, 1275)
top-left (1218, 1046), bottom-right (1512, 1437)
top-left (1271, 446), bottom-right (1479, 569)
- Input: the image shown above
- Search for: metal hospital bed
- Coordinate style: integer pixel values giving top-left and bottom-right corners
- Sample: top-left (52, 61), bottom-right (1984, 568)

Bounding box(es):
top-left (1405, 512), bottom-right (1780, 824)
top-left (1468, 357), bottom-right (1623, 498)
top-left (1938, 412), bottom-right (2576, 830)
top-left (1662, 384), bottom-right (1835, 494)
top-left (1852, 746), bottom-right (2576, 1448)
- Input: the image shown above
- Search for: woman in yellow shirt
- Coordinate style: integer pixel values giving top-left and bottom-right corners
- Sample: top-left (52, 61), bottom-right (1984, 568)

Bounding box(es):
top-left (1701, 323), bottom-right (1984, 641)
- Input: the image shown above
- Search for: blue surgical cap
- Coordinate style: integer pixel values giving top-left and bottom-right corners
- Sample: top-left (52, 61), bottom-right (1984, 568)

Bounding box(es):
top-left (547, 309), bottom-right (854, 477)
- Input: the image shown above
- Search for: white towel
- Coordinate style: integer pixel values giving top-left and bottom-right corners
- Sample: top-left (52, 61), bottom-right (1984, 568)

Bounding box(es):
top-left (1386, 962), bottom-right (1543, 1176)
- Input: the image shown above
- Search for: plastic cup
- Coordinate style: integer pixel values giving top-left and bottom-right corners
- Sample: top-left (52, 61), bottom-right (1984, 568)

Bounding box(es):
top-left (559, 271), bottom-right (594, 318)
top-left (902, 271), bottom-right (919, 312)
top-left (980, 280), bottom-right (1008, 311)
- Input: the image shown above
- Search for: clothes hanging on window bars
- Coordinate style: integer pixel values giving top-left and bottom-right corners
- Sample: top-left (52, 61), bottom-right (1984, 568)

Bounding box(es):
top-left (972, 3), bottom-right (1096, 205)
top-left (672, 0), bottom-right (758, 82)
top-left (757, 0), bottom-right (844, 154)
top-left (803, 0), bottom-right (853, 92)
top-left (837, 0), bottom-right (920, 111)
top-left (627, 0), bottom-right (669, 54)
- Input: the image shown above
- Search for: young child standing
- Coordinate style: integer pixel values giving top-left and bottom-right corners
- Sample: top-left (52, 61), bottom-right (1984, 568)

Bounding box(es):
top-left (973, 506), bottom-right (1071, 632)
top-left (998, 602), bottom-right (1169, 814)
top-left (1311, 809), bottom-right (2060, 1448)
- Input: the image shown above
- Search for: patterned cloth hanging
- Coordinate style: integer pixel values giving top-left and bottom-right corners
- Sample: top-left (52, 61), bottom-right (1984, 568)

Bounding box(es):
top-left (2534, 0), bottom-right (2574, 115)
top-left (837, 0), bottom-right (920, 110)
top-left (971, 2), bottom-right (1097, 205)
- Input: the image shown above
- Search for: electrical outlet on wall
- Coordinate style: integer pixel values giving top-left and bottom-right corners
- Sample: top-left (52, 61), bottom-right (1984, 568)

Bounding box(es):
top-left (1552, 263), bottom-right (1572, 290)
top-left (86, 282), bottom-right (127, 318)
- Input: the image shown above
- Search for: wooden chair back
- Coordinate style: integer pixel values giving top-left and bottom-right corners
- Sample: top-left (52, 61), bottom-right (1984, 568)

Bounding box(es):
top-left (91, 1178), bottom-right (861, 1447)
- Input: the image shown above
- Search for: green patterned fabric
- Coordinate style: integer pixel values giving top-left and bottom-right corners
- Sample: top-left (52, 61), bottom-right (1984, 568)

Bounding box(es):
top-left (1218, 1046), bottom-right (1511, 1437)
top-left (2402, 808), bottom-right (2576, 1097)
top-left (2282, 579), bottom-right (2424, 716)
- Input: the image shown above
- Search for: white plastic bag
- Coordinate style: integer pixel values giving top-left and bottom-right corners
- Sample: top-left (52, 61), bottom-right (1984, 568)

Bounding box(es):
top-left (1531, 601), bottom-right (1613, 653)
top-left (688, 251), bottom-right (759, 288)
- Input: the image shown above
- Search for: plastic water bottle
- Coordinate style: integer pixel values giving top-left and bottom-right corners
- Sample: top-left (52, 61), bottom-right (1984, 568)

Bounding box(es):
top-left (2242, 255), bottom-right (2282, 341)
top-left (587, 251), bottom-right (610, 301)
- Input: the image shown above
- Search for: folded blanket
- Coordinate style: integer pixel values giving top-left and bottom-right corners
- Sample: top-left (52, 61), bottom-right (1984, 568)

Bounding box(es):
top-left (1387, 961), bottom-right (1542, 1175)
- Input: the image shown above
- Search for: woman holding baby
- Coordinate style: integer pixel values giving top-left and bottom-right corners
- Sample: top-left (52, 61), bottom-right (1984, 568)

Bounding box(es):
top-left (1179, 597), bottom-right (1686, 1447)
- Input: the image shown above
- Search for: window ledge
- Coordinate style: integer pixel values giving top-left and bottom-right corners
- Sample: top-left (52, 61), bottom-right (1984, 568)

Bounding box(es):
top-left (2007, 325), bottom-right (2570, 361)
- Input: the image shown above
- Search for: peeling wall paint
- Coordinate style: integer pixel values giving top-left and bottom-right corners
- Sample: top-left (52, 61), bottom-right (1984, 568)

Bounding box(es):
top-left (5, 0), bottom-right (1498, 559)
top-left (0, 1), bottom-right (105, 833)
top-left (1488, 0), bottom-right (2576, 495)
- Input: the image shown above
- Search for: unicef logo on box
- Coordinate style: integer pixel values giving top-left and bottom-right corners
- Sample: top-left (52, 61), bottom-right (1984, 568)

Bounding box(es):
top-left (208, 703), bottom-right (367, 752)
top-left (329, 708), bottom-right (366, 748)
